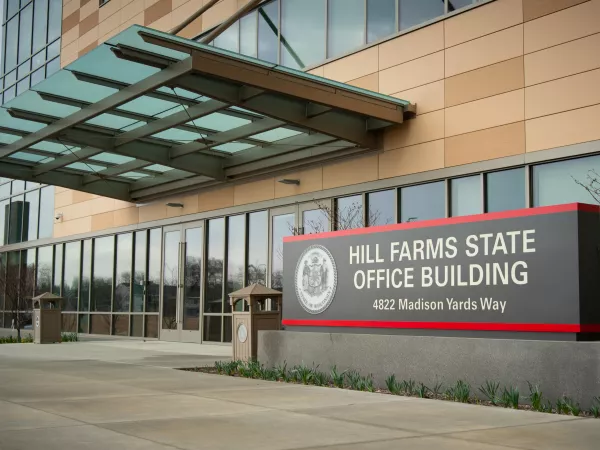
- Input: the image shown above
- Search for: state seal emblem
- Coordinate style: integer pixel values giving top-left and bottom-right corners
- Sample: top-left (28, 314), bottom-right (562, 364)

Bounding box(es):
top-left (294, 244), bottom-right (337, 314)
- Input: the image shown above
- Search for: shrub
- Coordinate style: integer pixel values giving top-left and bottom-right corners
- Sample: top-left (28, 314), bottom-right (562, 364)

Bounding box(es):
top-left (362, 374), bottom-right (375, 392)
top-left (331, 365), bottom-right (346, 388)
top-left (293, 364), bottom-right (315, 385)
top-left (479, 380), bottom-right (500, 406)
top-left (224, 360), bottom-right (240, 376)
top-left (449, 380), bottom-right (471, 403)
top-left (500, 387), bottom-right (520, 409)
top-left (61, 332), bottom-right (78, 342)
top-left (347, 370), bottom-right (363, 390)
top-left (431, 382), bottom-right (444, 397)
top-left (402, 379), bottom-right (417, 396)
top-left (313, 371), bottom-right (329, 387)
top-left (214, 361), bottom-right (225, 375)
top-left (385, 374), bottom-right (400, 394)
top-left (556, 397), bottom-right (570, 415)
top-left (527, 382), bottom-right (544, 412)
top-left (274, 362), bottom-right (288, 381)
top-left (417, 382), bottom-right (430, 398)
top-left (561, 397), bottom-right (580, 416)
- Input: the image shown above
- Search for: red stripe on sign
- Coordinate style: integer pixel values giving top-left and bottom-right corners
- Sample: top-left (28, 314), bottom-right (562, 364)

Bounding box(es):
top-left (281, 319), bottom-right (589, 333)
top-left (284, 203), bottom-right (600, 243)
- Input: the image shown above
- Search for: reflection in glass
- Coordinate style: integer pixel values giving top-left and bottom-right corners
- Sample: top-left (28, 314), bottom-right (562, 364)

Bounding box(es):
top-left (90, 314), bottom-right (111, 335)
top-left (145, 315), bottom-right (159, 338)
top-left (5, 18), bottom-right (18, 72)
top-left (247, 211), bottom-right (268, 286)
top-left (328, 0), bottom-right (365, 59)
top-left (78, 314), bottom-right (89, 334)
top-left (214, 21), bottom-right (239, 52)
top-left (21, 249), bottom-right (36, 300)
top-left (486, 168), bottom-right (525, 213)
top-left (18, 4), bottom-right (33, 64)
top-left (24, 189), bottom-right (39, 241)
top-left (112, 315), bottom-right (129, 336)
top-left (367, 190), bottom-right (395, 226)
top-left (115, 233), bottom-right (132, 312)
top-left (281, 0), bottom-right (325, 69)
top-left (399, 0), bottom-right (444, 31)
top-left (8, 195), bottom-right (24, 244)
top-left (451, 176), bottom-right (482, 217)
top-left (61, 314), bottom-right (77, 332)
top-left (133, 231), bottom-right (147, 312)
top-left (258, 0), bottom-right (279, 63)
top-left (131, 315), bottom-right (143, 337)
top-left (227, 215), bottom-right (245, 303)
top-left (48, 0), bottom-right (62, 42)
top-left (147, 228), bottom-right (161, 312)
top-left (205, 218), bottom-right (225, 313)
top-left (448, 0), bottom-right (476, 12)
top-left (162, 231), bottom-right (180, 330)
top-left (0, 183), bottom-right (10, 198)
top-left (203, 315), bottom-right (222, 342)
top-left (0, 200), bottom-right (8, 246)
top-left (184, 227), bottom-right (202, 331)
top-left (271, 213), bottom-right (295, 290)
top-left (33, 0), bottom-right (49, 53)
top-left (0, 254), bottom-right (6, 310)
top-left (36, 246), bottom-right (52, 295)
top-left (240, 12), bottom-right (257, 57)
top-left (38, 186), bottom-right (54, 239)
top-left (533, 155), bottom-right (600, 206)
top-left (367, 0), bottom-right (396, 44)
top-left (224, 316), bottom-right (232, 343)
top-left (52, 244), bottom-right (63, 296)
top-left (80, 240), bottom-right (91, 312)
top-left (335, 195), bottom-right (363, 230)
top-left (400, 181), bottom-right (445, 223)
top-left (303, 208), bottom-right (328, 234)
top-left (92, 236), bottom-right (114, 312)
top-left (63, 242), bottom-right (80, 311)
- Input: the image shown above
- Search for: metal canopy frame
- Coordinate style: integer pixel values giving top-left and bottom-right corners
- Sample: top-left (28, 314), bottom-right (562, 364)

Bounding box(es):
top-left (0, 25), bottom-right (413, 203)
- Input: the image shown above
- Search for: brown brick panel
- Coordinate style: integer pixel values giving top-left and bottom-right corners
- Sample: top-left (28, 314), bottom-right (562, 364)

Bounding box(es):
top-left (62, 10), bottom-right (80, 34)
top-left (79, 40), bottom-right (98, 57)
top-left (522, 0), bottom-right (589, 22)
top-left (144, 0), bottom-right (173, 25)
top-left (79, 10), bottom-right (98, 37)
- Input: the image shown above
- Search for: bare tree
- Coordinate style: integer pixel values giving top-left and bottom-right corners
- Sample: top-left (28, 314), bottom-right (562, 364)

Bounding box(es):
top-left (574, 170), bottom-right (600, 204)
top-left (0, 256), bottom-right (35, 342)
top-left (304, 199), bottom-right (389, 233)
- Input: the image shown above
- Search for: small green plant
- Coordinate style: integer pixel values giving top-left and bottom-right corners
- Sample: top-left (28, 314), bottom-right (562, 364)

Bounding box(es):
top-left (21, 334), bottom-right (34, 343)
top-left (224, 360), bottom-right (240, 376)
top-left (527, 382), bottom-right (544, 411)
top-left (313, 371), bottom-right (329, 387)
top-left (330, 365), bottom-right (346, 388)
top-left (214, 361), bottom-right (225, 375)
top-left (385, 374), bottom-right (400, 394)
top-left (451, 380), bottom-right (471, 403)
top-left (479, 380), bottom-right (500, 405)
top-left (347, 370), bottom-right (363, 390)
top-left (362, 374), bottom-right (375, 392)
top-left (590, 396), bottom-right (600, 418)
top-left (417, 382), bottom-right (429, 398)
top-left (556, 397), bottom-right (570, 415)
top-left (402, 379), bottom-right (417, 396)
top-left (500, 386), bottom-right (519, 409)
top-left (562, 397), bottom-right (580, 416)
top-left (61, 332), bottom-right (78, 342)
top-left (431, 382), bottom-right (444, 397)
top-left (274, 362), bottom-right (288, 381)
top-left (293, 364), bottom-right (315, 385)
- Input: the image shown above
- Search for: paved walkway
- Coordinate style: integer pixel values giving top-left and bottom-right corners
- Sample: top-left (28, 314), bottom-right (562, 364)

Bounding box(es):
top-left (0, 340), bottom-right (598, 450)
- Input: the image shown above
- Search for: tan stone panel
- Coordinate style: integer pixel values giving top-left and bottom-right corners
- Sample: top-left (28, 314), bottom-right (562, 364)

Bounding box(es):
top-left (114, 199), bottom-right (135, 210)
top-left (80, 0), bottom-right (99, 20)
top-left (88, 197), bottom-right (117, 215)
top-left (379, 140), bottom-right (444, 180)
top-left (145, 0), bottom-right (160, 7)
top-left (524, 33), bottom-right (600, 86)
top-left (62, 10), bottom-right (80, 34)
top-left (379, 51), bottom-right (444, 95)
top-left (378, 22), bottom-right (443, 70)
top-left (346, 73), bottom-right (378, 92)
top-left (445, 89), bottom-right (525, 137)
top-left (308, 66), bottom-right (324, 77)
top-left (322, 154), bottom-right (378, 190)
top-left (166, 193), bottom-right (199, 218)
top-left (525, 68), bottom-right (600, 119)
top-left (56, 200), bottom-right (93, 221)
top-left (54, 217), bottom-right (92, 238)
top-left (78, 40), bottom-right (98, 57)
top-left (445, 25), bottom-right (523, 77)
top-left (62, 24), bottom-right (80, 46)
top-left (79, 26), bottom-right (99, 50)
top-left (234, 178), bottom-right (275, 205)
top-left (524, 1), bottom-right (600, 53)
top-left (523, 0), bottom-right (589, 21)
top-left (91, 211), bottom-right (115, 231)
top-left (203, 0), bottom-right (237, 30)
top-left (178, 16), bottom-right (203, 39)
top-left (148, 12), bottom-right (173, 31)
top-left (138, 202), bottom-right (167, 222)
top-left (144, 0), bottom-right (172, 25)
top-left (62, 40), bottom-right (79, 66)
top-left (393, 80), bottom-right (444, 115)
top-left (274, 166), bottom-right (323, 198)
top-left (445, 122), bottom-right (525, 167)
top-left (55, 190), bottom-right (75, 208)
top-left (198, 186), bottom-right (234, 212)
top-left (383, 110), bottom-right (445, 150)
top-left (99, 26), bottom-right (122, 43)
top-left (172, 0), bottom-right (203, 31)
top-left (114, 207), bottom-right (139, 227)
top-left (526, 103), bottom-right (600, 152)
top-left (445, 0), bottom-right (523, 48)
top-left (72, 190), bottom-right (98, 204)
top-left (99, 8), bottom-right (122, 36)
top-left (63, 0), bottom-right (80, 19)
top-left (99, 0), bottom-right (122, 21)
top-left (122, 0), bottom-right (145, 21)
top-left (445, 57), bottom-right (524, 107)
top-left (79, 10), bottom-right (98, 37)
top-left (120, 12), bottom-right (144, 30)
top-left (60, 51), bottom-right (78, 68)
top-left (55, 186), bottom-right (69, 194)
top-left (80, 0), bottom-right (92, 5)
top-left (322, 47), bottom-right (378, 83)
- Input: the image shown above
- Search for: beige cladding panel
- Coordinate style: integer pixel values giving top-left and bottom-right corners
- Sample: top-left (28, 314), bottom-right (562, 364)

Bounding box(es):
top-left (524, 1), bottom-right (600, 53)
top-left (444, 0), bottom-right (523, 48)
top-left (114, 207), bottom-right (139, 227)
top-left (79, 0), bottom-right (98, 20)
top-left (525, 68), bottom-right (600, 119)
top-left (99, 0), bottom-right (121, 21)
top-left (122, 0), bottom-right (146, 22)
top-left (91, 211), bottom-right (115, 231)
top-left (144, 0), bottom-right (172, 25)
top-left (522, 0), bottom-right (589, 21)
top-left (198, 186), bottom-right (234, 212)
top-left (393, 80), bottom-right (445, 115)
top-left (166, 193), bottom-right (199, 218)
top-left (322, 154), bottom-right (379, 190)
top-left (379, 51), bottom-right (444, 95)
top-left (274, 167), bottom-right (323, 199)
top-left (62, 10), bottom-right (80, 34)
top-left (445, 57), bottom-right (525, 107)
top-left (384, 110), bottom-right (445, 150)
top-left (445, 89), bottom-right (525, 137)
top-left (79, 10), bottom-right (98, 37)
top-left (99, 9), bottom-right (122, 37)
top-left (138, 202), bottom-right (168, 222)
top-left (445, 25), bottom-right (523, 77)
top-left (526, 103), bottom-right (600, 152)
top-left (445, 122), bottom-right (526, 167)
top-left (54, 217), bottom-right (93, 238)
top-left (233, 178), bottom-right (275, 206)
top-left (378, 140), bottom-right (444, 180)
top-left (346, 74), bottom-right (379, 92)
top-left (524, 33), bottom-right (600, 86)
top-left (202, 0), bottom-right (237, 30)
top-left (322, 47), bottom-right (378, 83)
top-left (378, 22), bottom-right (444, 70)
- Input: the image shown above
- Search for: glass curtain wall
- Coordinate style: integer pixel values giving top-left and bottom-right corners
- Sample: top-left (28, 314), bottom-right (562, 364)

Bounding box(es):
top-left (1, 0), bottom-right (62, 104)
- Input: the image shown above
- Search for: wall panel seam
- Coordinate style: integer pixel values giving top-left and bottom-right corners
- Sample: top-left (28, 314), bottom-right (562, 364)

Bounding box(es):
top-left (522, 0), bottom-right (591, 22)
top-left (445, 119), bottom-right (526, 140)
top-left (445, 85), bottom-right (524, 109)
top-left (377, 48), bottom-right (443, 74)
top-left (524, 30), bottom-right (600, 55)
top-left (524, 66), bottom-right (600, 89)
top-left (444, 23), bottom-right (523, 50)
top-left (524, 102), bottom-right (600, 122)
top-left (385, 137), bottom-right (446, 153)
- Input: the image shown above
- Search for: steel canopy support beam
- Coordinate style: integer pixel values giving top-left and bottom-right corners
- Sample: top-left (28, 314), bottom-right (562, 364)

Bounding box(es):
top-left (33, 147), bottom-right (104, 176)
top-left (82, 159), bottom-right (151, 185)
top-left (0, 57), bottom-right (194, 158)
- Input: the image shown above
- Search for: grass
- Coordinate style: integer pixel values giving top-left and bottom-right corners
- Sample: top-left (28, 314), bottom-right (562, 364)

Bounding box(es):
top-left (0, 334), bottom-right (33, 344)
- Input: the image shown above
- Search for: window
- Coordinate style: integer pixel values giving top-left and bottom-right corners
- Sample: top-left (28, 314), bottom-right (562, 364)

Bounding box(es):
top-left (240, 12), bottom-right (257, 57)
top-left (162, 230), bottom-right (179, 330)
top-left (21, 249), bottom-right (36, 301)
top-left (36, 246), bottom-right (52, 295)
top-left (400, 181), bottom-right (445, 222)
top-left (335, 195), bottom-right (363, 230)
top-left (183, 226), bottom-right (203, 331)
top-left (8, 195), bottom-right (24, 244)
top-left (451, 176), bottom-right (482, 217)
top-left (18, 4), bottom-right (33, 64)
top-left (367, 190), bottom-right (395, 226)
top-left (281, 0), bottom-right (326, 69)
top-left (114, 233), bottom-right (133, 312)
top-left (257, 1), bottom-right (278, 63)
top-left (80, 240), bottom-right (91, 312)
top-left (399, 0), bottom-right (445, 31)
top-left (24, 189), bottom-right (39, 241)
top-left (367, 0), bottom-right (396, 44)
top-left (328, 0), bottom-right (365, 58)
top-left (38, 186), bottom-right (54, 239)
top-left (63, 242), bottom-right (80, 311)
top-left (486, 168), bottom-right (526, 213)
top-left (533, 155), bottom-right (600, 207)
top-left (132, 231), bottom-right (147, 313)
top-left (226, 215), bottom-right (245, 299)
top-left (247, 211), bottom-right (268, 285)
top-left (32, 0), bottom-right (49, 53)
top-left (92, 236), bottom-right (114, 312)
top-left (205, 218), bottom-right (225, 341)
top-left (214, 21), bottom-right (239, 52)
top-left (302, 208), bottom-right (328, 234)
top-left (147, 228), bottom-right (161, 312)
top-left (47, 0), bottom-right (62, 42)
top-left (52, 244), bottom-right (63, 296)
top-left (271, 213), bottom-right (294, 290)
top-left (448, 0), bottom-right (476, 12)
top-left (4, 18), bottom-right (18, 72)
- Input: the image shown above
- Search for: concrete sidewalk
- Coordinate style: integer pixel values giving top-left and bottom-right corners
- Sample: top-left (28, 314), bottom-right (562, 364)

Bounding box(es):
top-left (0, 341), bottom-right (598, 449)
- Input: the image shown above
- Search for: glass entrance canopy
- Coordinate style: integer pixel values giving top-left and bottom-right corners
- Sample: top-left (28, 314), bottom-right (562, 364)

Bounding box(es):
top-left (0, 25), bottom-right (413, 202)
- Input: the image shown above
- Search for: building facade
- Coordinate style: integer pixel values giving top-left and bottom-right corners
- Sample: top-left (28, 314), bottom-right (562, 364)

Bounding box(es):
top-left (0, 0), bottom-right (600, 343)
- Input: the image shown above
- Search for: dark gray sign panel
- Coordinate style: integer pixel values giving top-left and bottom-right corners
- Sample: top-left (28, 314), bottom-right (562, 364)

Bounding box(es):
top-left (282, 203), bottom-right (600, 340)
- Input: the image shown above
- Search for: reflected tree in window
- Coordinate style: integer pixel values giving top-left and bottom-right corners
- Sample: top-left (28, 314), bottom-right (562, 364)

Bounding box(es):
top-left (0, 252), bottom-right (35, 342)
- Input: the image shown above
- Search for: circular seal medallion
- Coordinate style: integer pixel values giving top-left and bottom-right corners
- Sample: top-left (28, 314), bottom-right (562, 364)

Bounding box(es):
top-left (294, 244), bottom-right (338, 314)
top-left (237, 323), bottom-right (248, 343)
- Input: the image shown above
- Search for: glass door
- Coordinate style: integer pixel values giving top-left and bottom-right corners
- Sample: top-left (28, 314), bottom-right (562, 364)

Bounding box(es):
top-left (269, 206), bottom-right (297, 291)
top-left (299, 200), bottom-right (332, 235)
top-left (160, 222), bottom-right (204, 343)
